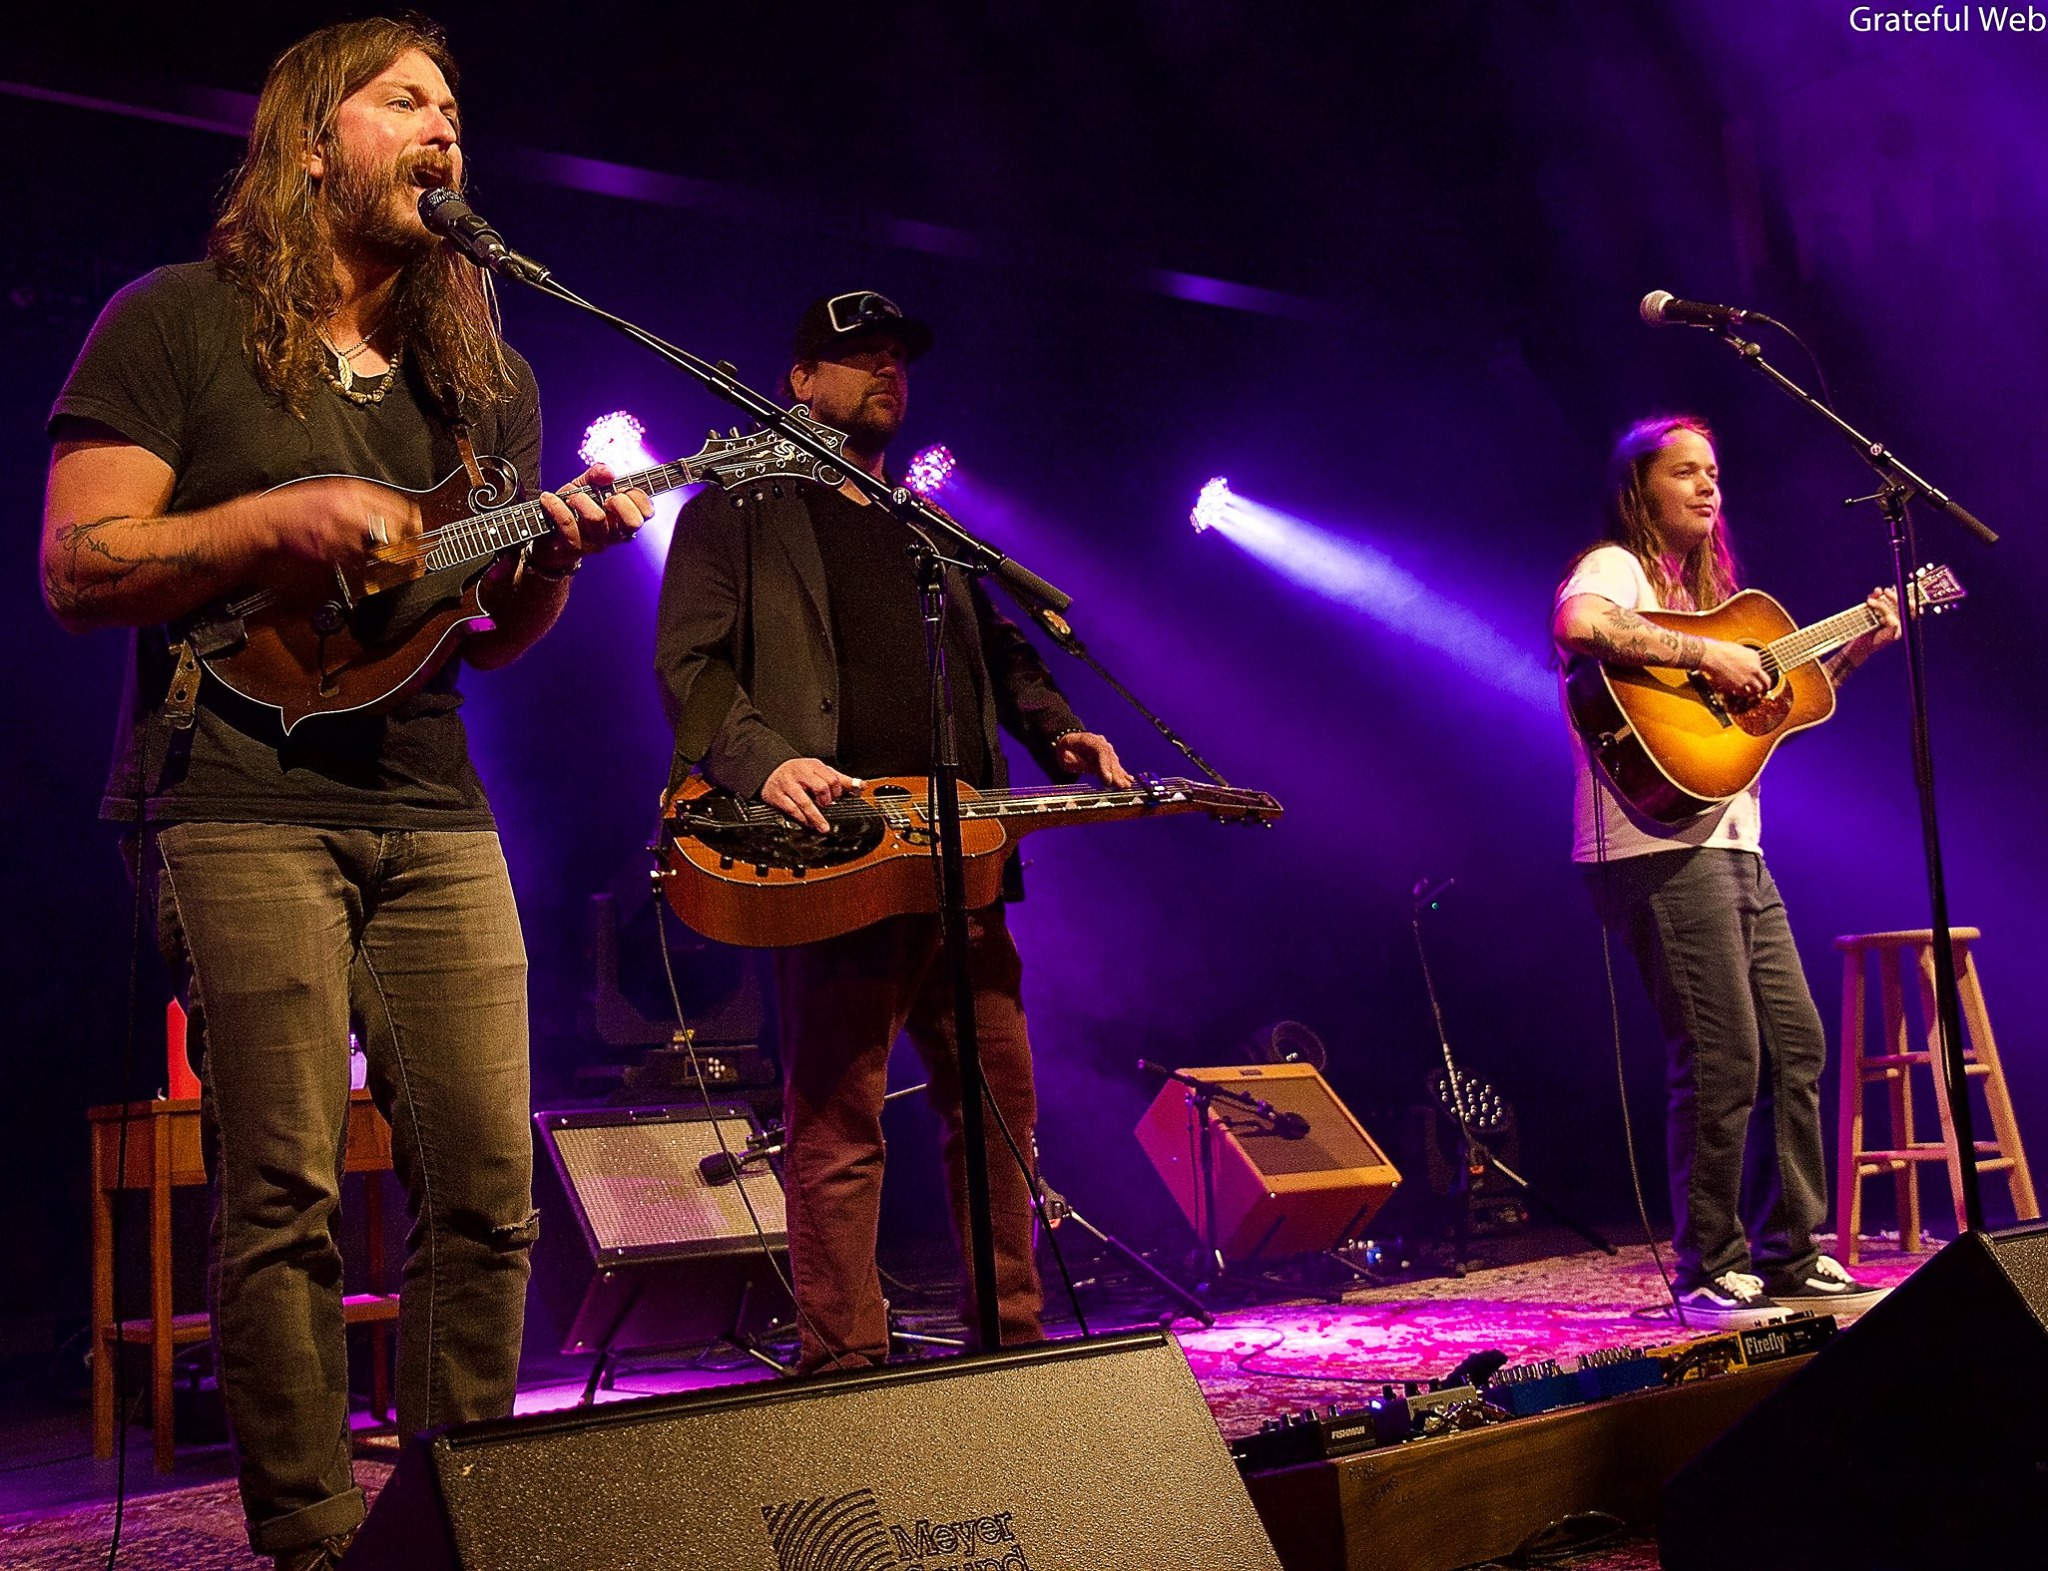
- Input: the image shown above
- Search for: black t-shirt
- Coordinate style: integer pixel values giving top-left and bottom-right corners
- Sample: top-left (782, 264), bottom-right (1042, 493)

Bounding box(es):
top-left (806, 485), bottom-right (989, 788)
top-left (48, 261), bottom-right (542, 828)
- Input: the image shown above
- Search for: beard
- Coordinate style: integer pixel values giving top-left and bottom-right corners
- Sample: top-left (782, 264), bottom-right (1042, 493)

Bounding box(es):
top-left (841, 387), bottom-right (906, 452)
top-left (322, 144), bottom-right (454, 265)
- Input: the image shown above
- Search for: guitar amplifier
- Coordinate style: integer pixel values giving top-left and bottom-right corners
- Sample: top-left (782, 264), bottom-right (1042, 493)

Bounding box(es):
top-left (531, 1103), bottom-right (792, 1359)
top-left (1135, 1063), bottom-right (1401, 1262)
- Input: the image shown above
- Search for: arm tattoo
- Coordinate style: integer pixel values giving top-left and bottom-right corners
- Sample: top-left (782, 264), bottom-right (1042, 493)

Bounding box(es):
top-left (1579, 603), bottom-right (1700, 669)
top-left (45, 512), bottom-right (208, 619)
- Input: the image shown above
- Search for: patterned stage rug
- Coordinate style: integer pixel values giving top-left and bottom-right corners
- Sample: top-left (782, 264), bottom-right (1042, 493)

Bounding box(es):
top-left (1179, 1234), bottom-right (1931, 1440)
top-left (0, 1235), bottom-right (1931, 1570)
top-left (0, 1465), bottom-right (391, 1571)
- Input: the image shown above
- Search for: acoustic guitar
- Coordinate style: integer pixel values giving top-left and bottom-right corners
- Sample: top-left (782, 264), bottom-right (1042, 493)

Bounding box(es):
top-left (656, 774), bottom-right (1283, 947)
top-left (1564, 563), bottom-right (1964, 822)
top-left (178, 413), bottom-right (851, 732)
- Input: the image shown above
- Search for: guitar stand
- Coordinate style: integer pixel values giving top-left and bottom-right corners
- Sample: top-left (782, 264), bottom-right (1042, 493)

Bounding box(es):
top-left (1411, 880), bottom-right (1614, 1279)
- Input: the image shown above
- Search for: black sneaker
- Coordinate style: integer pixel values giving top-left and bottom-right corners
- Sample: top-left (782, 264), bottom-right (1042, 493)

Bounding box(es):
top-left (1674, 1269), bottom-right (1781, 1327)
top-left (1761, 1253), bottom-right (1889, 1311)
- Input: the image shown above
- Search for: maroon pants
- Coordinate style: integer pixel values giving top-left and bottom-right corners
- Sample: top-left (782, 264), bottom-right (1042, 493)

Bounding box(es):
top-left (774, 905), bottom-right (1044, 1372)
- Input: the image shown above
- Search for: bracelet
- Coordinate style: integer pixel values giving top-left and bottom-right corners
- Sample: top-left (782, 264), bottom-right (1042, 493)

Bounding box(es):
top-left (522, 541), bottom-right (581, 582)
top-left (1052, 728), bottom-right (1089, 746)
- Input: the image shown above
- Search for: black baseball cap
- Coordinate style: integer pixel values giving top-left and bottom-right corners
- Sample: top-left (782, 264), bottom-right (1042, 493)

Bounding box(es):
top-left (790, 290), bottom-right (935, 363)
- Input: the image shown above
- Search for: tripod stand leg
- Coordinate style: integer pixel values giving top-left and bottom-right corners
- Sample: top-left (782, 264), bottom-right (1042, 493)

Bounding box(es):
top-left (1485, 1154), bottom-right (1617, 1255)
top-left (1058, 1205), bottom-right (1215, 1327)
top-left (578, 1276), bottom-right (648, 1406)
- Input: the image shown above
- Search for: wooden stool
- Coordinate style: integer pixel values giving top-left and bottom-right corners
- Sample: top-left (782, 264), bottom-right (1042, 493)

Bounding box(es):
top-left (1833, 928), bottom-right (2039, 1265)
top-left (89, 1091), bottom-right (400, 1471)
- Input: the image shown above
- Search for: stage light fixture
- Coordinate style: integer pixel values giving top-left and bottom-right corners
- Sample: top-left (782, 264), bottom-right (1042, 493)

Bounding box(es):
top-left (576, 410), bottom-right (688, 562)
top-left (1190, 477), bottom-right (1231, 533)
top-left (906, 443), bottom-right (957, 497)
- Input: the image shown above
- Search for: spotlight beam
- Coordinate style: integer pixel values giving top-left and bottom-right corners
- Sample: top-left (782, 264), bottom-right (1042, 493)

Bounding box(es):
top-left (1193, 484), bottom-right (1552, 710)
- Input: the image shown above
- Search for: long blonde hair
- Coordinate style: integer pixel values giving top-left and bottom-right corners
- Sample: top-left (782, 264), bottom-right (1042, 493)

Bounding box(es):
top-left (1595, 414), bottom-right (1741, 611)
top-left (207, 16), bottom-right (512, 417)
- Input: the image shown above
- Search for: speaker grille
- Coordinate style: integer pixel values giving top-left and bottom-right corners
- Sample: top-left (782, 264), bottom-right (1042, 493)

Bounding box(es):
top-left (1231, 1079), bottom-right (1389, 1176)
top-left (551, 1117), bottom-right (785, 1254)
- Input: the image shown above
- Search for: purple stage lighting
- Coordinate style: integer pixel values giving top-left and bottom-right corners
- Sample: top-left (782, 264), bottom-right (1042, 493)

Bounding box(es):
top-left (1190, 477), bottom-right (1231, 533)
top-left (577, 410), bottom-right (688, 561)
top-left (907, 443), bottom-right (957, 497)
top-left (1191, 480), bottom-right (1551, 709)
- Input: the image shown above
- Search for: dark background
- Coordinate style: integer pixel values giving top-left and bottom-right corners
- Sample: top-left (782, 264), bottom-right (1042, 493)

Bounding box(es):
top-left (4, 1), bottom-right (2043, 1352)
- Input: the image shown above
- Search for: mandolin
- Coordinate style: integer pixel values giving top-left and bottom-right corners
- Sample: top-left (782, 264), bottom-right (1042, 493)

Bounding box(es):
top-left (1564, 563), bottom-right (1964, 822)
top-left (656, 774), bottom-right (1284, 947)
top-left (177, 413), bottom-right (851, 731)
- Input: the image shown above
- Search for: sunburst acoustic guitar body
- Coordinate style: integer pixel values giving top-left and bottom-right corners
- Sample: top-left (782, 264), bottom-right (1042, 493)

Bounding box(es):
top-left (1565, 589), bottom-right (1836, 822)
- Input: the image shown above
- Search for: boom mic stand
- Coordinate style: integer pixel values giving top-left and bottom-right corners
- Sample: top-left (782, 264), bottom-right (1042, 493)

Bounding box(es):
top-left (1698, 317), bottom-right (1998, 1235)
top-left (1410, 877), bottom-right (1614, 1272)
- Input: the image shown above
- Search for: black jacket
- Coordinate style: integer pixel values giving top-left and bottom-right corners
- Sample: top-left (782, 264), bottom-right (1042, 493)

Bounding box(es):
top-left (655, 483), bottom-right (1086, 799)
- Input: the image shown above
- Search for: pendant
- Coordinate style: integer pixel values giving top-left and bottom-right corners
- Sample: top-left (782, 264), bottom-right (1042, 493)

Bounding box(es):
top-left (334, 350), bottom-right (354, 394)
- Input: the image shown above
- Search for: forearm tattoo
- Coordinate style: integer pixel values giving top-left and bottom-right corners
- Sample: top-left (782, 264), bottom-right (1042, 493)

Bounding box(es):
top-left (1578, 603), bottom-right (1703, 670)
top-left (45, 512), bottom-right (207, 620)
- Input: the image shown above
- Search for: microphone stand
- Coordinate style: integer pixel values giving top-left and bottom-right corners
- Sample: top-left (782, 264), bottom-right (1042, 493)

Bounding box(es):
top-left (465, 243), bottom-right (1081, 1352)
top-left (1410, 880), bottom-right (1614, 1273)
top-left (1706, 323), bottom-right (1997, 1235)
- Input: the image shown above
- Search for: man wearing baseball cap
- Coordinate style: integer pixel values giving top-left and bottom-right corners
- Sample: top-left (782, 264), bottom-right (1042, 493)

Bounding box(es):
top-left (656, 290), bottom-right (1128, 1371)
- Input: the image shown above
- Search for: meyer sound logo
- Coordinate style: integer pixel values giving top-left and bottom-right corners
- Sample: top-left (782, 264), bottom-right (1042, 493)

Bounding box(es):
top-left (762, 1488), bottom-right (1030, 1571)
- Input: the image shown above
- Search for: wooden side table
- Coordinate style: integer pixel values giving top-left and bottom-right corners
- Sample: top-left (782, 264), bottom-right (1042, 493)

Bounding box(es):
top-left (89, 1091), bottom-right (401, 1471)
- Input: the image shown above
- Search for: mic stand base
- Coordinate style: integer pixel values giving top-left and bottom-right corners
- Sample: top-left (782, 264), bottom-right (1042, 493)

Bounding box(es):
top-left (1039, 1193), bottom-right (1216, 1328)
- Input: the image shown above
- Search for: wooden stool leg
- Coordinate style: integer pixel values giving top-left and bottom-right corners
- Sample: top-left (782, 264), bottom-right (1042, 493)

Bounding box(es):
top-left (1835, 949), bottom-right (1867, 1265)
top-left (91, 1137), bottom-right (115, 1461)
top-left (1913, 944), bottom-right (1969, 1242)
top-left (150, 1114), bottom-right (176, 1473)
top-left (365, 1175), bottom-right (392, 1423)
top-left (1955, 946), bottom-right (2039, 1221)
top-left (1881, 951), bottom-right (1922, 1252)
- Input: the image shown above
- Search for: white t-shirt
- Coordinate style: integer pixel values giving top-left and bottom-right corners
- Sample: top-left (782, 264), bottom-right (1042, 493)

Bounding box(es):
top-left (1555, 544), bottom-right (1763, 863)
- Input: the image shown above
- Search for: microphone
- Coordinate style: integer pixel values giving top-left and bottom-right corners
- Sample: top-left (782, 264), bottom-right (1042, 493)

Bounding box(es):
top-left (417, 187), bottom-right (551, 284)
top-left (698, 1150), bottom-right (747, 1185)
top-left (1638, 290), bottom-right (1763, 330)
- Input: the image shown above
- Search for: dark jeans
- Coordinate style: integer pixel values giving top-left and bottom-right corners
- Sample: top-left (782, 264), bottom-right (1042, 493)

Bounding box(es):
top-left (155, 824), bottom-right (535, 1555)
top-left (1583, 848), bottom-right (1828, 1289)
top-left (774, 905), bottom-right (1043, 1374)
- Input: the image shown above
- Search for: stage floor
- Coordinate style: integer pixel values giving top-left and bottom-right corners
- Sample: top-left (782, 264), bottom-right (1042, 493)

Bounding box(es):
top-left (0, 1231), bottom-right (1935, 1569)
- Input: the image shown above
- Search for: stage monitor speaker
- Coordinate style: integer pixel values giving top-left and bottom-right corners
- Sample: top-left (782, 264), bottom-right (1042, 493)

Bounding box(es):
top-left (347, 1330), bottom-right (1283, 1570)
top-left (533, 1103), bottom-right (792, 1358)
top-left (1659, 1224), bottom-right (2048, 1571)
top-left (1134, 1062), bottom-right (1400, 1261)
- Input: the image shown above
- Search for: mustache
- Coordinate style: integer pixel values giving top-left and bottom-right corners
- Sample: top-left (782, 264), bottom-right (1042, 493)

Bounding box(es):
top-left (398, 150), bottom-right (458, 191)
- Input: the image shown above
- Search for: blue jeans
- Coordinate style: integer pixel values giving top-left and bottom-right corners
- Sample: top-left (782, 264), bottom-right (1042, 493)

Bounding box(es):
top-left (155, 824), bottom-right (535, 1555)
top-left (1583, 848), bottom-right (1829, 1289)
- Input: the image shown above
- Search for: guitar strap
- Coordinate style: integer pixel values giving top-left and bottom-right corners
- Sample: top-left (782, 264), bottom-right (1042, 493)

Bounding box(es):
top-left (452, 424), bottom-right (487, 493)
